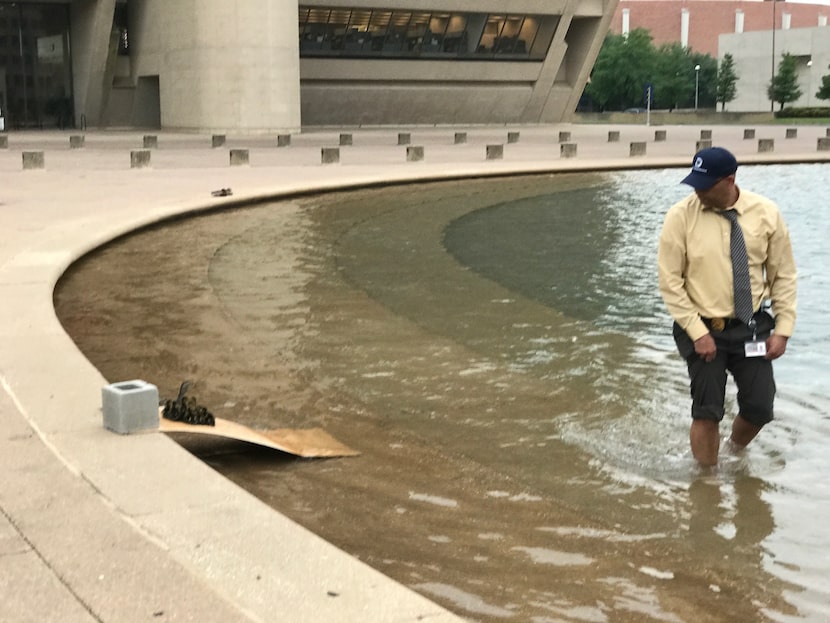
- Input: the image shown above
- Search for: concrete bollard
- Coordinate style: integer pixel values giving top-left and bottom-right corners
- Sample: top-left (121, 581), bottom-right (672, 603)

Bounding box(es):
top-left (229, 149), bottom-right (249, 166)
top-left (143, 135), bottom-right (158, 149)
top-left (131, 149), bottom-right (151, 168)
top-left (700, 129), bottom-right (712, 140)
top-left (817, 137), bottom-right (830, 152)
top-left (486, 144), bottom-right (504, 160)
top-left (607, 131), bottom-right (620, 143)
top-left (102, 380), bottom-right (159, 434)
top-left (507, 131), bottom-right (520, 144)
top-left (22, 151), bottom-right (45, 170)
top-left (339, 133), bottom-right (353, 146)
top-left (560, 143), bottom-right (577, 158)
top-left (0, 134), bottom-right (7, 149)
top-left (826, 128), bottom-right (830, 138)
top-left (654, 130), bottom-right (667, 142)
top-left (629, 142), bottom-right (646, 157)
top-left (406, 145), bottom-right (424, 162)
top-left (743, 128), bottom-right (756, 140)
top-left (785, 128), bottom-right (797, 139)
top-left (212, 134), bottom-right (226, 148)
top-left (321, 147), bottom-right (340, 164)
top-left (696, 139), bottom-right (712, 151)
top-left (758, 138), bottom-right (775, 153)
top-left (398, 132), bottom-right (411, 146)
top-left (70, 135), bottom-right (85, 149)
top-left (277, 134), bottom-right (291, 147)
top-left (454, 132), bottom-right (467, 144)
top-left (558, 131), bottom-right (571, 143)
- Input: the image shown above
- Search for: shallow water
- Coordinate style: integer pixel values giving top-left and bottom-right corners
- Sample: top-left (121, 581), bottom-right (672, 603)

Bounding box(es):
top-left (55, 164), bottom-right (830, 622)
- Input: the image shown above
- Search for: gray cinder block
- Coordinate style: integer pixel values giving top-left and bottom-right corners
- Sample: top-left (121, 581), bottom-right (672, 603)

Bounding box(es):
top-left (560, 143), bottom-right (577, 158)
top-left (277, 134), bottom-right (291, 147)
top-left (629, 142), bottom-right (646, 157)
top-left (817, 137), bottom-right (830, 152)
top-left (131, 149), bottom-right (151, 168)
top-left (406, 145), bottom-right (424, 162)
top-left (785, 128), bottom-right (797, 139)
top-left (507, 131), bottom-right (520, 144)
top-left (486, 144), bottom-right (504, 160)
top-left (454, 132), bottom-right (467, 144)
top-left (22, 151), bottom-right (45, 169)
top-left (339, 133), bottom-right (352, 146)
top-left (607, 131), bottom-right (620, 143)
top-left (700, 129), bottom-right (712, 140)
top-left (743, 129), bottom-right (756, 140)
top-left (212, 134), bottom-right (226, 148)
top-left (398, 132), bottom-right (411, 146)
top-left (758, 138), bottom-right (775, 153)
top-left (102, 380), bottom-right (159, 434)
top-left (70, 135), bottom-right (85, 149)
top-left (143, 135), bottom-right (158, 148)
top-left (321, 147), bottom-right (340, 164)
top-left (229, 148), bottom-right (249, 166)
top-left (696, 139), bottom-right (712, 151)
top-left (654, 130), bottom-right (667, 142)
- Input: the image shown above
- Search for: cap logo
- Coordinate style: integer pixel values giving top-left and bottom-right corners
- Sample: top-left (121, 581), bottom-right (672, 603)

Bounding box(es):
top-left (693, 156), bottom-right (707, 172)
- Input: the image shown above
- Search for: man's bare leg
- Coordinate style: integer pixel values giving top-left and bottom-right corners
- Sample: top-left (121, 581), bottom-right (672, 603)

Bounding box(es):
top-left (690, 419), bottom-right (720, 466)
top-left (729, 414), bottom-right (763, 450)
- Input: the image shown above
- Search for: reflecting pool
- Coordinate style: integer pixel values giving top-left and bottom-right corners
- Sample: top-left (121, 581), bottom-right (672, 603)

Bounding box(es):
top-left (56, 163), bottom-right (830, 622)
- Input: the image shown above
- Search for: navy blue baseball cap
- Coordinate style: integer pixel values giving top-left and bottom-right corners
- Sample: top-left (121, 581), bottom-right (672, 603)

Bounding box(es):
top-left (680, 146), bottom-right (738, 190)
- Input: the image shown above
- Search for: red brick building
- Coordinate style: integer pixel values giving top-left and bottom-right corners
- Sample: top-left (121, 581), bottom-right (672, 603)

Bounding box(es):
top-left (610, 0), bottom-right (829, 56)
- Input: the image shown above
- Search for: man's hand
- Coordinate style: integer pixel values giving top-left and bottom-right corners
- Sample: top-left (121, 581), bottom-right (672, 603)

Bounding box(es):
top-left (765, 334), bottom-right (788, 360)
top-left (694, 333), bottom-right (717, 362)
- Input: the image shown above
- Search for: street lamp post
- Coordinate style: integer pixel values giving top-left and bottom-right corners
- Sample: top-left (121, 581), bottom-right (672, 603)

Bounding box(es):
top-left (771, 0), bottom-right (777, 112)
top-left (695, 64), bottom-right (701, 110)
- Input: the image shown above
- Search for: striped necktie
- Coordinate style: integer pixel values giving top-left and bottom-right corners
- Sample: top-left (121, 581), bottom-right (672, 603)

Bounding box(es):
top-left (720, 209), bottom-right (755, 325)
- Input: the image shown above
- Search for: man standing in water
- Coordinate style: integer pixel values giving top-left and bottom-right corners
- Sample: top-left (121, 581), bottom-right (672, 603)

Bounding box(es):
top-left (658, 146), bottom-right (797, 466)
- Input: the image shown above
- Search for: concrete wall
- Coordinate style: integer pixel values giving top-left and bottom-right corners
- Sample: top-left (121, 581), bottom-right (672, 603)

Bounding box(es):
top-left (130, 0), bottom-right (301, 132)
top-left (720, 25), bottom-right (830, 112)
top-left (70, 0), bottom-right (117, 127)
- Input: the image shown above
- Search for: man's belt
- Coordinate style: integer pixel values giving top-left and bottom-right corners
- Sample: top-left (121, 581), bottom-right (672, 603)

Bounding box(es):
top-left (703, 317), bottom-right (743, 332)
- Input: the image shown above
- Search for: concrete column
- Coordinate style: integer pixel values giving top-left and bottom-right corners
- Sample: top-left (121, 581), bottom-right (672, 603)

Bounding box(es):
top-left (744, 129), bottom-right (756, 139)
top-left (22, 152), bottom-right (45, 170)
top-left (758, 139), bottom-right (775, 152)
top-left (398, 133), bottom-right (411, 146)
top-left (630, 142), bottom-right (646, 156)
top-left (131, 150), bottom-right (151, 168)
top-left (69, 0), bottom-right (117, 127)
top-left (486, 144), bottom-right (504, 160)
top-left (735, 9), bottom-right (745, 33)
top-left (608, 131), bottom-right (620, 143)
top-left (406, 146), bottom-right (424, 162)
top-left (681, 9), bottom-right (690, 49)
top-left (622, 9), bottom-right (630, 36)
top-left (560, 143), bottom-right (577, 158)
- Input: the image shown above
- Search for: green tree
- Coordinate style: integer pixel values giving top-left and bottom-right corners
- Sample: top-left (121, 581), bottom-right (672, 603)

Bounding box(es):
top-left (652, 43), bottom-right (693, 110)
top-left (716, 53), bottom-right (739, 111)
top-left (768, 53), bottom-right (803, 110)
top-left (816, 64), bottom-right (830, 101)
top-left (585, 29), bottom-right (656, 111)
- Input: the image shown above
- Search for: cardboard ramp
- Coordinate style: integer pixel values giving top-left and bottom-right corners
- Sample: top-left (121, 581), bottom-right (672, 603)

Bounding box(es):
top-left (158, 409), bottom-right (359, 458)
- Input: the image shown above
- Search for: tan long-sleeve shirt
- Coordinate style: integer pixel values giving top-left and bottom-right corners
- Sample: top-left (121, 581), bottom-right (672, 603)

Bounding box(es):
top-left (658, 188), bottom-right (797, 341)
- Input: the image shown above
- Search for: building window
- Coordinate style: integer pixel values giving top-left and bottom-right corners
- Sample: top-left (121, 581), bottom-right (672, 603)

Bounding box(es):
top-left (298, 6), bottom-right (554, 61)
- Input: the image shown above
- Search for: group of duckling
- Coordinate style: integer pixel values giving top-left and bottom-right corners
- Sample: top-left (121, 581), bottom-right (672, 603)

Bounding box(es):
top-left (161, 380), bottom-right (216, 426)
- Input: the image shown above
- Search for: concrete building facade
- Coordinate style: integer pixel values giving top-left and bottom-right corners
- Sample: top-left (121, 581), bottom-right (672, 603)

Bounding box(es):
top-left (0, 0), bottom-right (619, 132)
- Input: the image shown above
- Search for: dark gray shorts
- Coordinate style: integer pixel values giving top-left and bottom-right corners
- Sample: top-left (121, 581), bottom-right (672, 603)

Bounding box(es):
top-left (673, 311), bottom-right (776, 427)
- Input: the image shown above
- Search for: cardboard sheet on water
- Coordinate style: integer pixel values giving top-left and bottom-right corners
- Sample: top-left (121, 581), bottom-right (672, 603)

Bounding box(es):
top-left (158, 409), bottom-right (359, 458)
